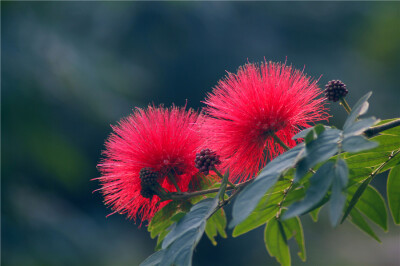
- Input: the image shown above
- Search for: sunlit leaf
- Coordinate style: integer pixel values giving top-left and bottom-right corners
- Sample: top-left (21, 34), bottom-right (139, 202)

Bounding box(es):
top-left (205, 208), bottom-right (227, 245)
top-left (309, 206), bottom-right (322, 222)
top-left (264, 219), bottom-right (290, 266)
top-left (369, 134), bottom-right (400, 153)
top-left (232, 193), bottom-right (282, 237)
top-left (355, 185), bottom-right (388, 231)
top-left (341, 177), bottom-right (371, 224)
top-left (387, 165), bottom-right (400, 224)
top-left (282, 217), bottom-right (306, 261)
top-left (349, 208), bottom-right (381, 243)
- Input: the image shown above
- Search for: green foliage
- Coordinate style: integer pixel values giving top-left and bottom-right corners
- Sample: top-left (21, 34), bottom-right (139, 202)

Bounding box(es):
top-left (354, 185), bottom-right (388, 231)
top-left (205, 209), bottom-right (227, 245)
top-left (264, 216), bottom-right (306, 266)
top-left (349, 208), bottom-right (381, 243)
top-left (229, 144), bottom-right (305, 228)
top-left (387, 165), bottom-right (400, 224)
top-left (142, 93), bottom-right (400, 266)
top-left (329, 159), bottom-right (349, 226)
top-left (141, 168), bottom-right (230, 266)
top-left (232, 189), bottom-right (283, 237)
top-left (264, 219), bottom-right (291, 266)
top-left (284, 161), bottom-right (336, 219)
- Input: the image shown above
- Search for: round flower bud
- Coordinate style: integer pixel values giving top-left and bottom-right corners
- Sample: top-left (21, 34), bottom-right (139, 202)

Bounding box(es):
top-left (324, 80), bottom-right (348, 102)
top-left (140, 186), bottom-right (156, 199)
top-left (139, 167), bottom-right (159, 186)
top-left (195, 148), bottom-right (221, 175)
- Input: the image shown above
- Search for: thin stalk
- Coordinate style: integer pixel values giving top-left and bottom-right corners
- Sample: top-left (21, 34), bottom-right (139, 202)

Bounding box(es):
top-left (339, 98), bottom-right (352, 114)
top-left (276, 179), bottom-right (294, 219)
top-left (163, 179), bottom-right (253, 201)
top-left (167, 173), bottom-right (181, 193)
top-left (270, 132), bottom-right (290, 151)
top-left (213, 167), bottom-right (236, 189)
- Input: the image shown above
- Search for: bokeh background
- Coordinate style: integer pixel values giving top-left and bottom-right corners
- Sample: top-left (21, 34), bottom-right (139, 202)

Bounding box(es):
top-left (2, 2), bottom-right (400, 265)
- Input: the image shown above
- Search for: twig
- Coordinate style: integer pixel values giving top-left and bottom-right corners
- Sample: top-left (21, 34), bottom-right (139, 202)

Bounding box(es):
top-left (364, 119), bottom-right (400, 138)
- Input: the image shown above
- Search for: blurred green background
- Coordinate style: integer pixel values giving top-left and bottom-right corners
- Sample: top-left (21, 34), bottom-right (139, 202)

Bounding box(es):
top-left (2, 2), bottom-right (400, 265)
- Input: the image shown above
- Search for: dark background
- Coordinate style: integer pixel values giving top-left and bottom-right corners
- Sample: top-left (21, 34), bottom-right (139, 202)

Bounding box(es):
top-left (2, 2), bottom-right (400, 265)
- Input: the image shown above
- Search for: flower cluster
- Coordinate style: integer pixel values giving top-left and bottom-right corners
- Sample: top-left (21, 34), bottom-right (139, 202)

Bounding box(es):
top-left (96, 60), bottom-right (330, 223)
top-left (97, 106), bottom-right (202, 223)
top-left (195, 148), bottom-right (221, 175)
top-left (203, 61), bottom-right (328, 181)
top-left (324, 80), bottom-right (348, 102)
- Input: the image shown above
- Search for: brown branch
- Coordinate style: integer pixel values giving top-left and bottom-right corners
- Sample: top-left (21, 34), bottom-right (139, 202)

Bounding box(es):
top-left (163, 179), bottom-right (253, 201)
top-left (364, 119), bottom-right (400, 138)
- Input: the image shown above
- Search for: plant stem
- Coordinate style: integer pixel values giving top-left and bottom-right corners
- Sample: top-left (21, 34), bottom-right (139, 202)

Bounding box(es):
top-left (339, 98), bottom-right (352, 114)
top-left (364, 119), bottom-right (400, 138)
top-left (276, 179), bottom-right (294, 219)
top-left (212, 167), bottom-right (236, 189)
top-left (270, 132), bottom-right (290, 151)
top-left (163, 179), bottom-right (253, 201)
top-left (341, 148), bottom-right (400, 223)
top-left (167, 173), bottom-right (181, 193)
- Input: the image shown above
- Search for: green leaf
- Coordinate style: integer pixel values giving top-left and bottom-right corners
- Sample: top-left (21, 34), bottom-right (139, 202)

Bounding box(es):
top-left (388, 165), bottom-right (400, 224)
top-left (284, 161), bottom-right (335, 219)
top-left (148, 201), bottom-right (186, 239)
top-left (329, 159), bottom-right (349, 227)
top-left (161, 228), bottom-right (203, 266)
top-left (230, 144), bottom-right (304, 228)
top-left (345, 152), bottom-right (390, 169)
top-left (349, 208), bottom-right (381, 243)
top-left (330, 177), bottom-right (347, 227)
top-left (355, 185), bottom-right (388, 231)
top-left (341, 177), bottom-right (371, 223)
top-left (295, 129), bottom-right (341, 181)
top-left (369, 134), bottom-right (400, 153)
top-left (264, 219), bottom-right (291, 266)
top-left (162, 198), bottom-right (217, 249)
top-left (293, 124), bottom-right (327, 139)
top-left (140, 250), bottom-right (165, 266)
top-left (155, 230), bottom-right (169, 251)
top-left (309, 207), bottom-right (322, 222)
top-left (342, 135), bottom-right (378, 153)
top-left (380, 153), bottom-right (400, 173)
top-left (343, 92), bottom-right (372, 129)
top-left (343, 117), bottom-right (378, 137)
top-left (205, 208), bottom-right (227, 245)
top-left (282, 217), bottom-right (306, 261)
top-left (232, 193), bottom-right (282, 237)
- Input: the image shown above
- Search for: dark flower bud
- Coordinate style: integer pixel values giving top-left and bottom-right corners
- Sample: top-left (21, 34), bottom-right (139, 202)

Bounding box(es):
top-left (140, 186), bottom-right (156, 199)
top-left (324, 80), bottom-right (348, 102)
top-left (139, 167), bottom-right (159, 186)
top-left (195, 148), bottom-right (222, 175)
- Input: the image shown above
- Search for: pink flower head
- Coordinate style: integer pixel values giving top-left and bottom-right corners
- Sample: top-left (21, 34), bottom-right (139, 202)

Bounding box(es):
top-left (203, 61), bottom-right (329, 182)
top-left (96, 105), bottom-right (202, 223)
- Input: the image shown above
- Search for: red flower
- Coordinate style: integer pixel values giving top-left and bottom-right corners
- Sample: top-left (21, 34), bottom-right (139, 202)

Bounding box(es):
top-left (203, 61), bottom-right (328, 182)
top-left (96, 106), bottom-right (202, 223)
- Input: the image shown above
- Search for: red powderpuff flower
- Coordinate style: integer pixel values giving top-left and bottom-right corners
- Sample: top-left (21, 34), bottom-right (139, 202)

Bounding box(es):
top-left (203, 61), bottom-right (329, 182)
top-left (96, 105), bottom-right (202, 223)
